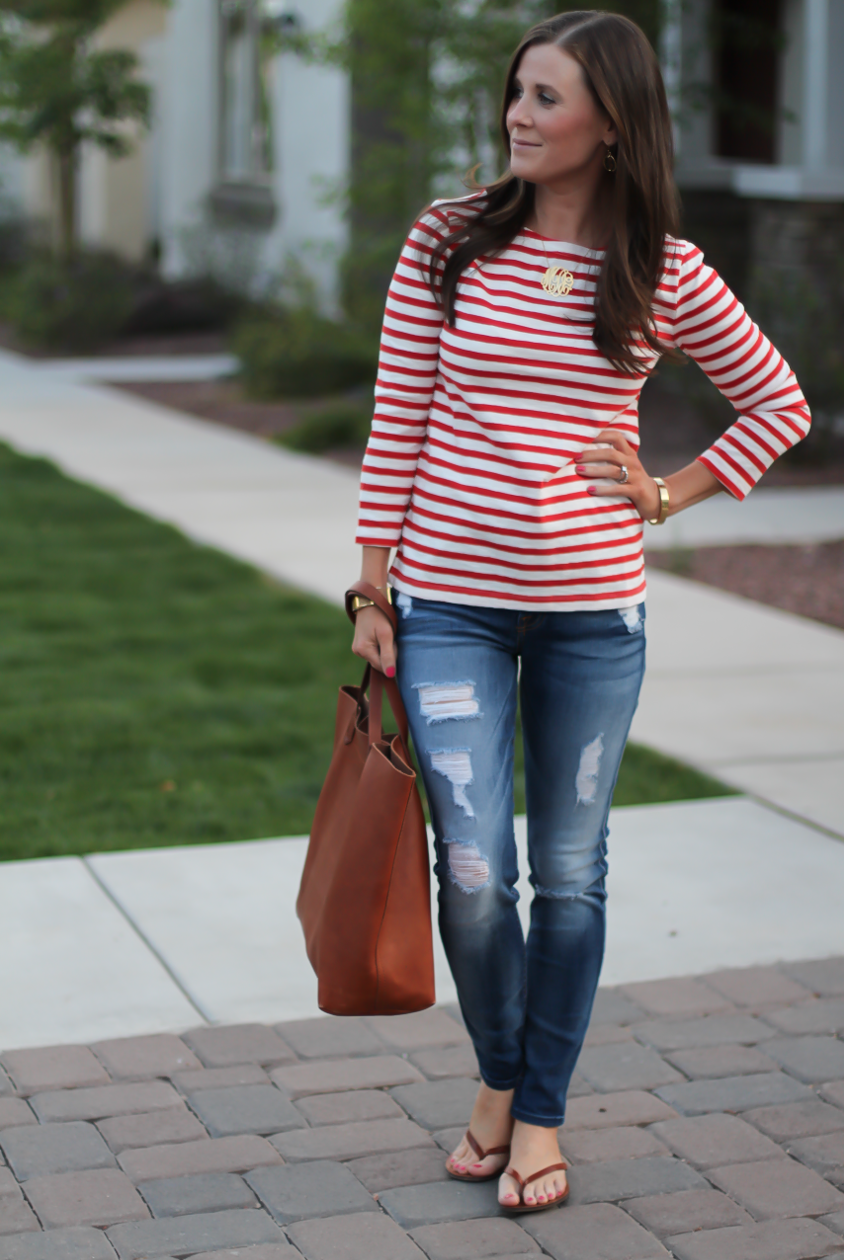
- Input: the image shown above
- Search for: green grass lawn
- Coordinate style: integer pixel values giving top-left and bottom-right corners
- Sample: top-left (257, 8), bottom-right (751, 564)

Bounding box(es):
top-left (0, 443), bottom-right (733, 863)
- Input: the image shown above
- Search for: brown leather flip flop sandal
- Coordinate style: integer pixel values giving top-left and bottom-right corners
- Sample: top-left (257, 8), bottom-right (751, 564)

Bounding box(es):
top-left (446, 1129), bottom-right (511, 1182)
top-left (499, 1160), bottom-right (570, 1213)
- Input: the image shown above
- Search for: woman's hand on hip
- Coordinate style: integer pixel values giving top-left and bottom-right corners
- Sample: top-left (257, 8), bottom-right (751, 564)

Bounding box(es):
top-left (575, 429), bottom-right (661, 521)
top-left (352, 605), bottom-right (397, 677)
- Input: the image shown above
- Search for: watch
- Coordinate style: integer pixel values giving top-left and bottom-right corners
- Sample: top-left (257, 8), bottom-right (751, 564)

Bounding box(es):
top-left (350, 594), bottom-right (376, 614)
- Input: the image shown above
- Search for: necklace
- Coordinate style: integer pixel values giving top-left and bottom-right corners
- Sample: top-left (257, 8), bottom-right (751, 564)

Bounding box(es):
top-left (542, 265), bottom-right (574, 296)
top-left (538, 236), bottom-right (574, 297)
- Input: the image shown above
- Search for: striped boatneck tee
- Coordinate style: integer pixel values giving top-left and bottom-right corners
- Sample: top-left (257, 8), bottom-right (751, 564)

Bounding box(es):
top-left (355, 199), bottom-right (810, 611)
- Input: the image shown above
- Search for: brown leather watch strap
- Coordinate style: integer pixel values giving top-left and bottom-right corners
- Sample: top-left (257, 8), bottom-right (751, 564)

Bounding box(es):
top-left (345, 581), bottom-right (397, 632)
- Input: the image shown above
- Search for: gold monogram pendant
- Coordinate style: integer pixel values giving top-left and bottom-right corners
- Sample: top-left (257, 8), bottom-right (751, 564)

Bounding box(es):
top-left (541, 265), bottom-right (574, 296)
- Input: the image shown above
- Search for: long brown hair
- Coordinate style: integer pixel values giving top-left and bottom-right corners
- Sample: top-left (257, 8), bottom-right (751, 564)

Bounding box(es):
top-left (429, 11), bottom-right (680, 375)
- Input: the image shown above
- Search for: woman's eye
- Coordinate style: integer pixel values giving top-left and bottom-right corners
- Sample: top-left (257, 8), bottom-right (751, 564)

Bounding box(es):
top-left (538, 92), bottom-right (555, 105)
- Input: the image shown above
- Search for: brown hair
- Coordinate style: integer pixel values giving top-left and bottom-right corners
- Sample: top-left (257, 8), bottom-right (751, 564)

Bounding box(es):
top-left (429, 10), bottom-right (680, 375)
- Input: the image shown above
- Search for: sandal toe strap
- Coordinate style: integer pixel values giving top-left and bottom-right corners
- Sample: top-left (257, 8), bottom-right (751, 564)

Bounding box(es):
top-left (465, 1130), bottom-right (510, 1160)
top-left (504, 1161), bottom-right (568, 1195)
top-left (503, 1166), bottom-right (525, 1191)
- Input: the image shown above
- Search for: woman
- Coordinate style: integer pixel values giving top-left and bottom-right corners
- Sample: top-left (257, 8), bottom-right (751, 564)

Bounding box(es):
top-left (351, 10), bottom-right (809, 1214)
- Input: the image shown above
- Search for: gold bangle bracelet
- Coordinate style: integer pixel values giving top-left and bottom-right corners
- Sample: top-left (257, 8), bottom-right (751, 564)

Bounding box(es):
top-left (647, 477), bottom-right (670, 526)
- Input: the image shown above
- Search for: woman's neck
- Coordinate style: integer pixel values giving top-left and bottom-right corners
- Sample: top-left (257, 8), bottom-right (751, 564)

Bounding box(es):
top-left (526, 179), bottom-right (611, 250)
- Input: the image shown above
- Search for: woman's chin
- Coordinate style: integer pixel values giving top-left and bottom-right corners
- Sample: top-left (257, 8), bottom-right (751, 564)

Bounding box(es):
top-left (510, 155), bottom-right (542, 181)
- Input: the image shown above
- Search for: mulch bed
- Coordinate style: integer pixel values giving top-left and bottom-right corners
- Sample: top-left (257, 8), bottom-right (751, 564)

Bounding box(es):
top-left (647, 541), bottom-right (844, 632)
top-left (115, 379), bottom-right (365, 468)
top-left (0, 323), bottom-right (229, 359)
top-left (118, 378), bottom-right (302, 438)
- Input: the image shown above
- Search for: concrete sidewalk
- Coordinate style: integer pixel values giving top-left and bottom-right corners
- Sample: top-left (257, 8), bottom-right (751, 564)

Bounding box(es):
top-left (631, 572), bottom-right (844, 837)
top-left (0, 346), bottom-right (842, 834)
top-left (33, 353), bottom-right (239, 383)
top-left (3, 798), bottom-right (844, 1052)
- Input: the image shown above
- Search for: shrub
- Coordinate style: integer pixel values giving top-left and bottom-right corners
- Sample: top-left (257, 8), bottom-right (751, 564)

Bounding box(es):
top-left (275, 402), bottom-right (373, 453)
top-left (123, 275), bottom-right (240, 336)
top-left (232, 308), bottom-right (377, 400)
top-left (0, 251), bottom-right (136, 352)
top-left (0, 214), bottom-right (32, 276)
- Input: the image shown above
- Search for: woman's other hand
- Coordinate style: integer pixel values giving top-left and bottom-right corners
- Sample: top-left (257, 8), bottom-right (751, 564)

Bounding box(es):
top-left (574, 428), bottom-right (661, 521)
top-left (352, 605), bottom-right (397, 677)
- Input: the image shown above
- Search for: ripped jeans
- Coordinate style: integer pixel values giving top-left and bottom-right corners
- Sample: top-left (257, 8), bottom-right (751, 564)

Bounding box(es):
top-left (394, 594), bottom-right (646, 1126)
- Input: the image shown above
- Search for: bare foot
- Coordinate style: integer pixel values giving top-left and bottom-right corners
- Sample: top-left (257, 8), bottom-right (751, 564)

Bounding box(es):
top-left (446, 1082), bottom-right (514, 1179)
top-left (499, 1119), bottom-right (567, 1208)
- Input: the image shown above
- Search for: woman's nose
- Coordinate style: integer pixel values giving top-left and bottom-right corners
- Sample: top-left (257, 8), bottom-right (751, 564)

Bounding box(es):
top-left (507, 98), bottom-right (530, 133)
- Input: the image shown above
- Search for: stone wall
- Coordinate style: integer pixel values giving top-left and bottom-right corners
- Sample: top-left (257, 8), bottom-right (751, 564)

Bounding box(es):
top-left (678, 188), bottom-right (844, 455)
top-left (678, 189), bottom-right (844, 310)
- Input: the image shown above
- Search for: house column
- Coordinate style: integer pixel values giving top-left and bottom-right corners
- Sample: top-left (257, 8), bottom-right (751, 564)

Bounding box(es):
top-left (803, 0), bottom-right (829, 169)
top-left (660, 0), bottom-right (683, 156)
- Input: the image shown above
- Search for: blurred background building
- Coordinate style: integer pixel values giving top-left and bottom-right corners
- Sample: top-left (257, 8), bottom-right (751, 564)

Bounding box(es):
top-left (0, 0), bottom-right (350, 301)
top-left (0, 0), bottom-right (840, 327)
top-left (672, 0), bottom-right (844, 308)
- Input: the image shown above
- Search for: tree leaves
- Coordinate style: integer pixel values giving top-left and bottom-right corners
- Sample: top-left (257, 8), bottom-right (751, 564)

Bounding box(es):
top-left (330, 0), bottom-right (665, 329)
top-left (0, 0), bottom-right (153, 251)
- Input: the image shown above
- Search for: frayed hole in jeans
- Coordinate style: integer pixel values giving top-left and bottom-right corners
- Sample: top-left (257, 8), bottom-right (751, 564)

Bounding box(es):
top-left (430, 747), bottom-right (475, 817)
top-left (618, 606), bottom-right (643, 633)
top-left (445, 839), bottom-right (490, 893)
top-left (575, 733), bottom-right (604, 805)
top-left (414, 681), bottom-right (481, 724)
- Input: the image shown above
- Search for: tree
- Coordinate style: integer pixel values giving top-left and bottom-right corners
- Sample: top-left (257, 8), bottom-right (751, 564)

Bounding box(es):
top-left (306, 0), bottom-right (664, 330)
top-left (0, 0), bottom-right (153, 257)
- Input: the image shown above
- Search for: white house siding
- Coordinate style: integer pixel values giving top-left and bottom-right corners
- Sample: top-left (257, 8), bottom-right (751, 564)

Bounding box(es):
top-left (157, 0), bottom-right (350, 301)
top-left (78, 0), bottom-right (168, 261)
top-left (274, 18), bottom-right (350, 308)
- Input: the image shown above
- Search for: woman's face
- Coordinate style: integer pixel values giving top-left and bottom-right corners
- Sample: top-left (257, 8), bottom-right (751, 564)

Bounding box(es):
top-left (506, 43), bottom-right (617, 185)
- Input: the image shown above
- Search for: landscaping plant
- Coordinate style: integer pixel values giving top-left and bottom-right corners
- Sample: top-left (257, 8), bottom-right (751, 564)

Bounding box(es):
top-left (274, 401), bottom-right (373, 454)
top-left (233, 306), bottom-right (377, 400)
top-left (0, 248), bottom-right (136, 352)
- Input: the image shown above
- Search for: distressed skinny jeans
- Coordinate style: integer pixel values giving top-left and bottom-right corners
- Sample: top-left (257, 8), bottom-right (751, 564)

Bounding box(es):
top-left (394, 594), bottom-right (646, 1126)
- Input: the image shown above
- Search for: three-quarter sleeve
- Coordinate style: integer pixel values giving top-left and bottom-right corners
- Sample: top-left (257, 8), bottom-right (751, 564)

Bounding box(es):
top-left (664, 242), bottom-right (811, 500)
top-left (355, 210), bottom-right (449, 547)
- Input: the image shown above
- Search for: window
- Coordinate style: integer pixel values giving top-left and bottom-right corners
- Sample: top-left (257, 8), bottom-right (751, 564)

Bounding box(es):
top-left (715, 0), bottom-right (783, 163)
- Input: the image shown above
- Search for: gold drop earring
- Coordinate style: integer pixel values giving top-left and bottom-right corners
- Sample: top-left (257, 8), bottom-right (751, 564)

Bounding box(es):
top-left (603, 146), bottom-right (617, 173)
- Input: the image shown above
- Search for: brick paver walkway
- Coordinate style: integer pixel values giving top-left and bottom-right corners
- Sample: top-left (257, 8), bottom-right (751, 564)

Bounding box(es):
top-left (1, 958), bottom-right (843, 1260)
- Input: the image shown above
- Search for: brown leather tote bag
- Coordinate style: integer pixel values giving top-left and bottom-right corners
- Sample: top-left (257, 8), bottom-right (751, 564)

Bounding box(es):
top-left (296, 581), bottom-right (435, 1016)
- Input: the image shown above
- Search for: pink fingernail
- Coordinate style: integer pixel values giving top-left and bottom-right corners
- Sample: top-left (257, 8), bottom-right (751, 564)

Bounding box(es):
top-left (575, 465), bottom-right (585, 474)
top-left (385, 666), bottom-right (396, 678)
top-left (587, 485), bottom-right (597, 495)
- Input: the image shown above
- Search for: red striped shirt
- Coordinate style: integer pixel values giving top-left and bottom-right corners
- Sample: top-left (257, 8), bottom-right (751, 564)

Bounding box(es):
top-left (356, 201), bottom-right (811, 610)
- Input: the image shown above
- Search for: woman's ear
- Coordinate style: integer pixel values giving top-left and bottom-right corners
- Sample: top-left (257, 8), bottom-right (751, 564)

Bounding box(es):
top-left (604, 119), bottom-right (618, 147)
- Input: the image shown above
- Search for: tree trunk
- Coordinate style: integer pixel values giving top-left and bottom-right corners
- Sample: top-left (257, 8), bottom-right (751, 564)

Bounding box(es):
top-left (56, 149), bottom-right (76, 260)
